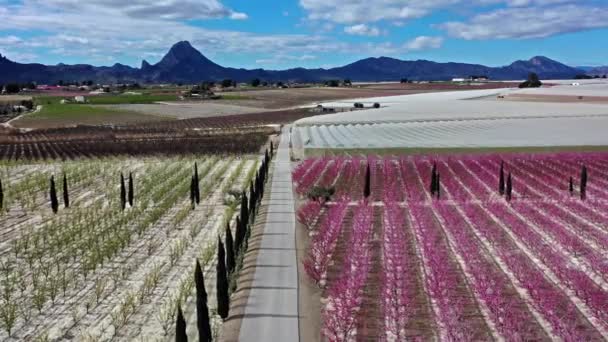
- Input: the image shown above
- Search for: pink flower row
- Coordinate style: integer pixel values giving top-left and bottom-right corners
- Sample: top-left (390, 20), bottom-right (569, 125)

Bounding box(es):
top-left (296, 200), bottom-right (323, 229)
top-left (303, 200), bottom-right (349, 284)
top-left (433, 202), bottom-right (547, 340)
top-left (323, 202), bottom-right (374, 342)
top-left (294, 157), bottom-right (330, 194)
top-left (408, 203), bottom-right (480, 340)
top-left (293, 153), bottom-right (608, 202)
top-left (379, 202), bottom-right (414, 340)
top-left (480, 202), bottom-right (607, 336)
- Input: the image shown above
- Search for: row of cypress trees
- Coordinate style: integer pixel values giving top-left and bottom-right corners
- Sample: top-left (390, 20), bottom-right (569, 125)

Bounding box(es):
top-left (500, 162), bottom-right (588, 201)
top-left (49, 174), bottom-right (70, 213)
top-left (49, 171), bottom-right (136, 213)
top-left (176, 144), bottom-right (274, 341)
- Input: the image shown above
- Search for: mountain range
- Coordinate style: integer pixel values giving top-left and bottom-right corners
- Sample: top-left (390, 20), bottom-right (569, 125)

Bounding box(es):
top-left (0, 41), bottom-right (593, 84)
top-left (586, 66), bottom-right (608, 76)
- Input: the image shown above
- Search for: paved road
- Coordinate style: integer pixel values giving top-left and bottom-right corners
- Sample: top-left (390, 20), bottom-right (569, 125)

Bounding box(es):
top-left (238, 127), bottom-right (299, 342)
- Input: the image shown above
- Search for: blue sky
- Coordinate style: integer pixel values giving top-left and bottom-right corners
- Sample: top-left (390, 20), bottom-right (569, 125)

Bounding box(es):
top-left (0, 0), bottom-right (607, 69)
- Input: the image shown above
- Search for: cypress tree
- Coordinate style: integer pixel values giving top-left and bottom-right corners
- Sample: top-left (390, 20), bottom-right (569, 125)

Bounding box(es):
top-left (50, 176), bottom-right (58, 213)
top-left (194, 260), bottom-right (212, 342)
top-left (0, 178), bottom-right (3, 210)
top-left (225, 223), bottom-right (235, 275)
top-left (128, 172), bottom-right (134, 207)
top-left (216, 237), bottom-right (230, 319)
top-left (260, 161), bottom-right (266, 181)
top-left (240, 209), bottom-right (249, 252)
top-left (569, 176), bottom-right (574, 195)
top-left (62, 173), bottom-right (69, 208)
top-left (270, 141), bottom-right (274, 157)
top-left (364, 163), bottom-right (371, 199)
top-left (261, 162), bottom-right (267, 195)
top-left (240, 192), bottom-right (249, 225)
top-left (234, 216), bottom-right (243, 254)
top-left (256, 171), bottom-right (263, 198)
top-left (120, 173), bottom-right (126, 210)
top-left (249, 181), bottom-right (256, 216)
top-left (430, 163), bottom-right (437, 195)
top-left (190, 175), bottom-right (196, 207)
top-left (580, 165), bottom-right (587, 200)
top-left (506, 173), bottom-right (512, 202)
top-left (436, 173), bottom-right (441, 199)
top-left (194, 163), bottom-right (200, 204)
top-left (499, 161), bottom-right (505, 195)
top-left (175, 305), bottom-right (188, 342)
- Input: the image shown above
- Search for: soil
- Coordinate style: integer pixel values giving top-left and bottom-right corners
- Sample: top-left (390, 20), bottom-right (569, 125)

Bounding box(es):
top-left (101, 102), bottom-right (274, 120)
top-left (217, 83), bottom-right (519, 109)
top-left (10, 109), bottom-right (167, 129)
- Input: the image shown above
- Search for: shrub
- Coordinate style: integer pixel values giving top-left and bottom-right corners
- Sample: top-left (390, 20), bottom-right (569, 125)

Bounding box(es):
top-left (307, 186), bottom-right (335, 203)
top-left (518, 72), bottom-right (542, 88)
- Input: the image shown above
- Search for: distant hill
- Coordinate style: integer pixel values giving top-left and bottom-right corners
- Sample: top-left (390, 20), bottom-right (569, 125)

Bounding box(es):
top-left (0, 41), bottom-right (586, 84)
top-left (586, 66), bottom-right (608, 76)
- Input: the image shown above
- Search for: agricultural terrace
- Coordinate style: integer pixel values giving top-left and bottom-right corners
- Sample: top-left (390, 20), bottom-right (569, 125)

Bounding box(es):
top-left (0, 153), bottom-right (263, 340)
top-left (0, 125), bottom-right (275, 160)
top-left (294, 153), bottom-right (608, 340)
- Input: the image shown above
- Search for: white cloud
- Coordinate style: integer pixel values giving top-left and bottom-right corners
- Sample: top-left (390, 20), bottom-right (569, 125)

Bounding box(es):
top-left (29, 0), bottom-right (246, 21)
top-left (344, 24), bottom-right (381, 36)
top-left (1, 0), bottom-right (440, 66)
top-left (404, 36), bottom-right (444, 51)
top-left (440, 4), bottom-right (608, 39)
top-left (0, 35), bottom-right (22, 45)
top-left (230, 12), bottom-right (248, 20)
top-left (299, 0), bottom-right (448, 24)
top-left (299, 0), bottom-right (608, 42)
top-left (0, 48), bottom-right (37, 62)
top-left (0, 1), bottom-right (335, 64)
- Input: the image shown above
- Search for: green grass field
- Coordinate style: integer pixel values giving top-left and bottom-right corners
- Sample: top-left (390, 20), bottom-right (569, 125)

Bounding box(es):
top-left (84, 94), bottom-right (179, 104)
top-left (34, 94), bottom-right (179, 105)
top-left (11, 96), bottom-right (170, 129)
